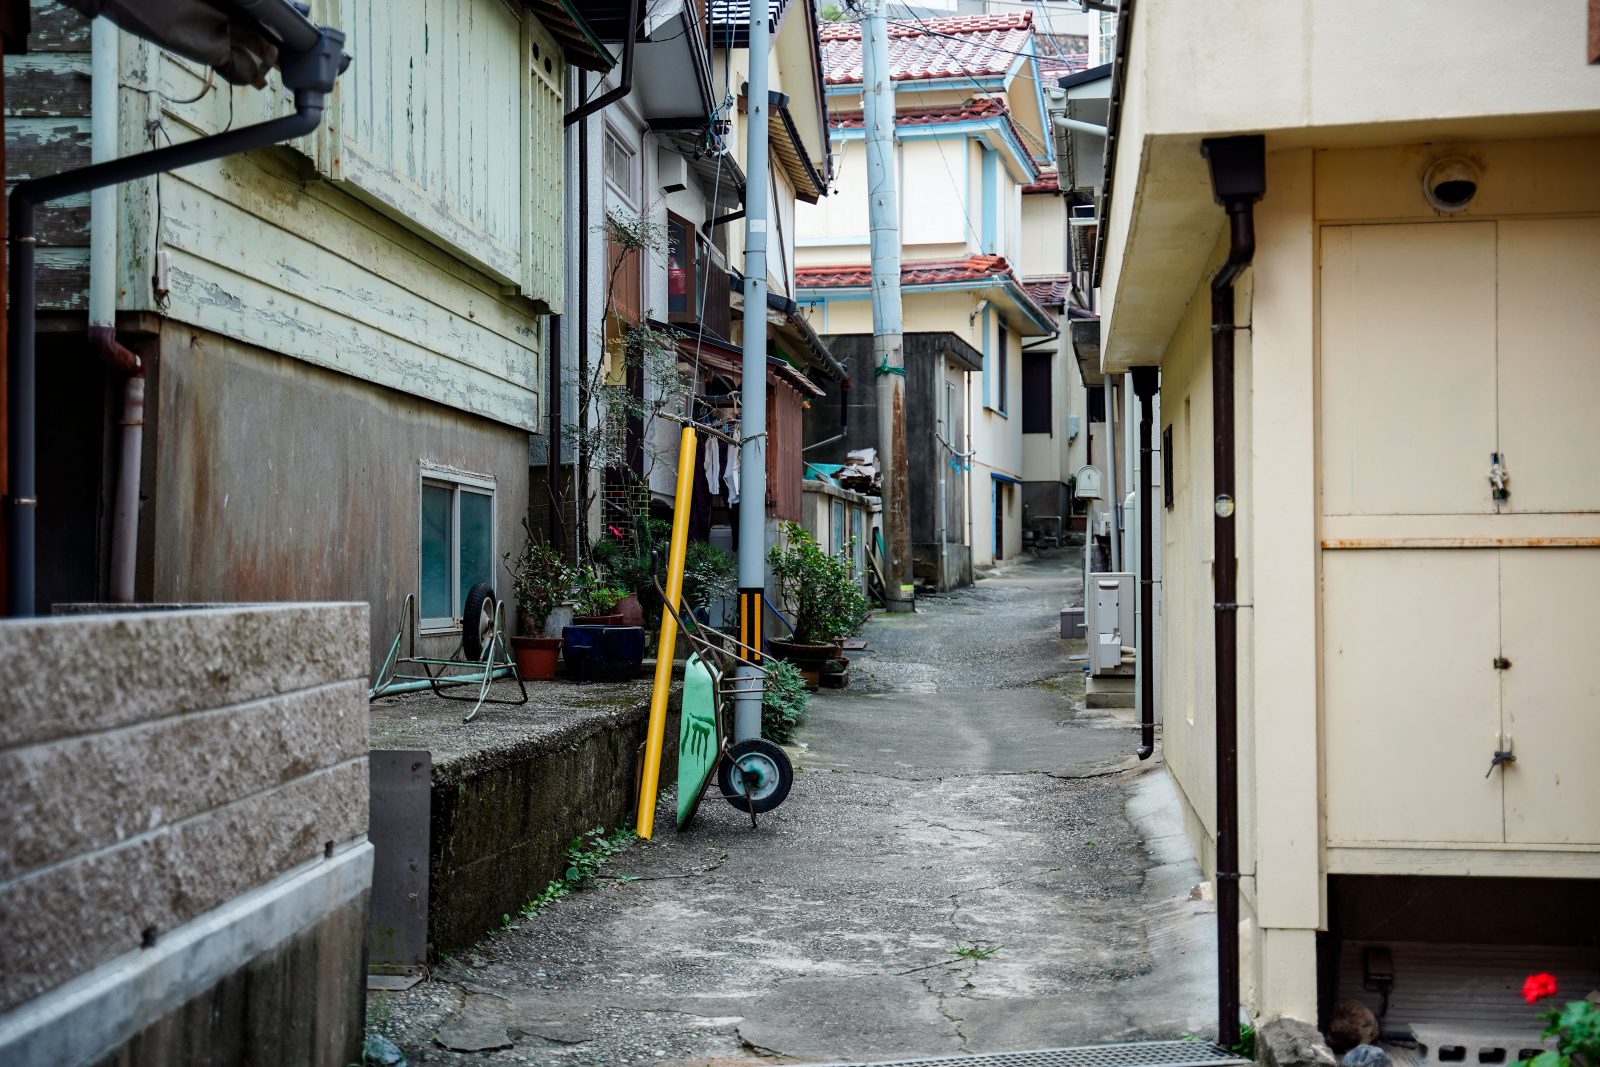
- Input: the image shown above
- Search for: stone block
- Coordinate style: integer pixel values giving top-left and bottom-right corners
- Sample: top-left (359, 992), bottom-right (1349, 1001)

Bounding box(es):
top-left (0, 679), bottom-right (368, 880)
top-left (0, 603), bottom-right (368, 748)
top-left (1258, 1018), bottom-right (1338, 1067)
top-left (2, 760), bottom-right (368, 1013)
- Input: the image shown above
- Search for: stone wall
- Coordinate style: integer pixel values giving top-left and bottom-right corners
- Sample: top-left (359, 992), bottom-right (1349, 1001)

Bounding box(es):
top-left (0, 604), bottom-right (373, 1066)
top-left (427, 695), bottom-right (678, 953)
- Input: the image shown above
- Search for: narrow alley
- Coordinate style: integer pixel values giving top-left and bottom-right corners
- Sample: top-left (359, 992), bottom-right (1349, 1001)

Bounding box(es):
top-left (375, 553), bottom-right (1214, 1065)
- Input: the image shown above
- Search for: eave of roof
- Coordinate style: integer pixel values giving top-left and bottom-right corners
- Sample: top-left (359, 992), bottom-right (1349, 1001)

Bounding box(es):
top-left (528, 0), bottom-right (616, 72)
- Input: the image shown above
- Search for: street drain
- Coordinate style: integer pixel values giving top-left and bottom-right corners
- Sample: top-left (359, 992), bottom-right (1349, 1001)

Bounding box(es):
top-left (790, 1040), bottom-right (1252, 1067)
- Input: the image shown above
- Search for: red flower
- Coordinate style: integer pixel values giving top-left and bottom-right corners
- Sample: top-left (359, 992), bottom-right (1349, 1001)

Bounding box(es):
top-left (1522, 972), bottom-right (1559, 1004)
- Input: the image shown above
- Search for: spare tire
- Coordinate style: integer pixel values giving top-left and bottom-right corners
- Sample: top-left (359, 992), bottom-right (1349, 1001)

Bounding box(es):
top-left (461, 582), bottom-right (497, 662)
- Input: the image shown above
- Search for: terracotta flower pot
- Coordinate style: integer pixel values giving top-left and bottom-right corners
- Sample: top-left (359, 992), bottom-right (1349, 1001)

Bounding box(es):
top-left (615, 593), bottom-right (644, 627)
top-left (510, 635), bottom-right (562, 680)
top-left (572, 612), bottom-right (625, 626)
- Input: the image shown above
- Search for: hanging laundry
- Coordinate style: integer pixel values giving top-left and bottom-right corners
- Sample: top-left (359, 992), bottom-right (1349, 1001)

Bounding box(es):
top-left (725, 444), bottom-right (740, 505)
top-left (704, 432), bottom-right (722, 495)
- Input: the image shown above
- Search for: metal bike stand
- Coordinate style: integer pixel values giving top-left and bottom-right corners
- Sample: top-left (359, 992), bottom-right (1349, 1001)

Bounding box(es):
top-left (370, 593), bottom-right (529, 723)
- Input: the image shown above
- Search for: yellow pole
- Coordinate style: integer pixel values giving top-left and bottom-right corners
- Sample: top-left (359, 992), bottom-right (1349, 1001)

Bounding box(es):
top-left (636, 425), bottom-right (698, 838)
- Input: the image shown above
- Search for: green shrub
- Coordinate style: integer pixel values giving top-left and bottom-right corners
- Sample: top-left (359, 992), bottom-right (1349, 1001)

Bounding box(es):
top-left (762, 659), bottom-right (809, 743)
top-left (768, 521), bottom-right (869, 645)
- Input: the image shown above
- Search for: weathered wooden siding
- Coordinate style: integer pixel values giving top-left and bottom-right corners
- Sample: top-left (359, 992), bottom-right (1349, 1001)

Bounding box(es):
top-left (4, 1), bottom-right (91, 311)
top-left (100, 4), bottom-right (569, 432)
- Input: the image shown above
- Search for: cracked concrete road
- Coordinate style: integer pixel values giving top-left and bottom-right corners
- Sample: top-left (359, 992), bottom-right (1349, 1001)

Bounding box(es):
top-left (372, 551), bottom-right (1215, 1065)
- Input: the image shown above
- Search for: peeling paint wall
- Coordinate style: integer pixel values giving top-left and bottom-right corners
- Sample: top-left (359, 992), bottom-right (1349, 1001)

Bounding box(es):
top-left (103, 3), bottom-right (560, 433)
top-left (144, 323), bottom-right (530, 674)
top-left (3, 2), bottom-right (91, 311)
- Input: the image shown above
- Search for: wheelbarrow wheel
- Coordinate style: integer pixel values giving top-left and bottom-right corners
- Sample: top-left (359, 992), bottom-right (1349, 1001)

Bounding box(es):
top-left (461, 582), bottom-right (497, 662)
top-left (719, 738), bottom-right (793, 815)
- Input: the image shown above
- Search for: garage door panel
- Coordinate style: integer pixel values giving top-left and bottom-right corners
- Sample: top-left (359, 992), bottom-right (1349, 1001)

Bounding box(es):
top-left (1497, 218), bottom-right (1600, 515)
top-left (1501, 549), bottom-right (1600, 845)
top-left (1320, 223), bottom-right (1499, 518)
top-left (1323, 550), bottom-right (1503, 844)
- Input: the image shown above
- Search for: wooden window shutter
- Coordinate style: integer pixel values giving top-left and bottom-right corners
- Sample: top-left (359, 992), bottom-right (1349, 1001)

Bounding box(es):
top-left (524, 16), bottom-right (565, 313)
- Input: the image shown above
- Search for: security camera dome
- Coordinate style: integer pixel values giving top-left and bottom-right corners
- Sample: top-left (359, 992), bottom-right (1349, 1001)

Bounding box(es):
top-left (1424, 156), bottom-right (1481, 213)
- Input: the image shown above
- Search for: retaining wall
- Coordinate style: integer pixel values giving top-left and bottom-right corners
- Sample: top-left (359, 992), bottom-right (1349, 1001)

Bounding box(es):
top-left (0, 604), bottom-right (372, 1067)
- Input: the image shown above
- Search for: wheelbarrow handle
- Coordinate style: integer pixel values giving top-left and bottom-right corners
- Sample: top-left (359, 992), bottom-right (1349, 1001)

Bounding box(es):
top-left (652, 575), bottom-right (771, 673)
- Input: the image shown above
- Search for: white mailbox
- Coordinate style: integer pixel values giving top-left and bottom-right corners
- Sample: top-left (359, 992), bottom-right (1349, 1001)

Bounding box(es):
top-left (1087, 571), bottom-right (1135, 676)
top-left (1073, 464), bottom-right (1103, 500)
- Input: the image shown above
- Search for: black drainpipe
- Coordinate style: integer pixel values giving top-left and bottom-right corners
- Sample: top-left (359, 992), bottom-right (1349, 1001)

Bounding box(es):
top-left (1201, 133), bottom-right (1266, 1049)
top-left (1131, 366), bottom-right (1157, 761)
top-left (562, 0), bottom-right (640, 129)
top-left (546, 314), bottom-right (564, 551)
top-left (4, 19), bottom-right (347, 617)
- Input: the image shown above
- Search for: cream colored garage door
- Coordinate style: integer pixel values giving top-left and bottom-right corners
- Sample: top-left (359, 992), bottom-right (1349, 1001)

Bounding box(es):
top-left (1320, 218), bottom-right (1600, 850)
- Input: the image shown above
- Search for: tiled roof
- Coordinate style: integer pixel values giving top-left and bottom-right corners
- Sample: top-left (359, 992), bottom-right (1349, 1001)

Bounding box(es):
top-left (799, 254), bottom-right (1055, 326)
top-left (1022, 274), bottom-right (1071, 309)
top-left (797, 253), bottom-right (1014, 290)
top-left (1022, 168), bottom-right (1060, 194)
top-left (829, 98), bottom-right (1039, 178)
top-left (1035, 52), bottom-right (1090, 78)
top-left (819, 11), bottom-right (1034, 86)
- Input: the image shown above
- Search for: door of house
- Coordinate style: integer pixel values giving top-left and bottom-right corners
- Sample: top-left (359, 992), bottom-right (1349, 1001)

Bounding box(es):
top-left (1319, 218), bottom-right (1600, 851)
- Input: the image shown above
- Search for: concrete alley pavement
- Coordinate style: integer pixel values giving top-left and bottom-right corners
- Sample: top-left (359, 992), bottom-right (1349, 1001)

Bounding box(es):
top-left (376, 551), bottom-right (1215, 1065)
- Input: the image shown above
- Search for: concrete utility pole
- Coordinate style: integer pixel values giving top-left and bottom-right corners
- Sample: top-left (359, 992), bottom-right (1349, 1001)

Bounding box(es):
top-left (861, 0), bottom-right (913, 611)
top-left (734, 0), bottom-right (773, 742)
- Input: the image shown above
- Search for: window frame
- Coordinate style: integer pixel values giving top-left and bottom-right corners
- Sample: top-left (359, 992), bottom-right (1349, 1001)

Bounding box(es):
top-left (418, 464), bottom-right (498, 635)
top-left (603, 124), bottom-right (639, 208)
top-left (666, 211), bottom-right (702, 324)
top-left (997, 321), bottom-right (1010, 416)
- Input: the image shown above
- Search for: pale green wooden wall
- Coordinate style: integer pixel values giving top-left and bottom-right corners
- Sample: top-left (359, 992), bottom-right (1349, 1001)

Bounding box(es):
top-left (114, 0), bottom-right (567, 433)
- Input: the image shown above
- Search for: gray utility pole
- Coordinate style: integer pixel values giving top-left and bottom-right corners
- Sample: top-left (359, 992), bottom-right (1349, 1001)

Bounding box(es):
top-left (861, 0), bottom-right (913, 612)
top-left (734, 0), bottom-right (773, 742)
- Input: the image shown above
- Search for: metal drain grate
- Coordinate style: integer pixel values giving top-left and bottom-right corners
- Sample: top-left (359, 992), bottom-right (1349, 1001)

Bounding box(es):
top-left (789, 1040), bottom-right (1252, 1067)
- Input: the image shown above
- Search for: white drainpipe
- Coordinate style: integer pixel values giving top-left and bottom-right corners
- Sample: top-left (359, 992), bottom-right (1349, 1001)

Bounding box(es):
top-left (92, 18), bottom-right (144, 603)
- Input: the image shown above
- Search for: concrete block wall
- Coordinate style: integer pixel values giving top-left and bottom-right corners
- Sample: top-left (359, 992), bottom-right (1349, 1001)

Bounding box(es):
top-left (0, 604), bottom-right (373, 1066)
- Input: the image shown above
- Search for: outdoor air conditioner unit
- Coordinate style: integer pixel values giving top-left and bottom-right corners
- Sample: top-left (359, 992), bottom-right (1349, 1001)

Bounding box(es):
top-left (658, 148), bottom-right (690, 194)
top-left (1086, 571), bottom-right (1135, 676)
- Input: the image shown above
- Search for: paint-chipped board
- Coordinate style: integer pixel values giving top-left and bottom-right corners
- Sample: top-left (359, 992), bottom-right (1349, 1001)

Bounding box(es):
top-left (24, 0), bottom-right (88, 53)
top-left (3, 52), bottom-right (90, 117)
top-left (33, 247), bottom-right (89, 310)
top-left (157, 151), bottom-right (543, 358)
top-left (163, 254), bottom-right (540, 432)
top-left (5, 114), bottom-right (89, 180)
top-left (159, 172), bottom-right (540, 392)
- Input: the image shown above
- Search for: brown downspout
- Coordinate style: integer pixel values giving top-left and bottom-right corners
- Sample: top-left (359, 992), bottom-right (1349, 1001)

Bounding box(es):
top-left (1202, 133), bottom-right (1265, 1050)
top-left (1131, 365), bottom-right (1157, 761)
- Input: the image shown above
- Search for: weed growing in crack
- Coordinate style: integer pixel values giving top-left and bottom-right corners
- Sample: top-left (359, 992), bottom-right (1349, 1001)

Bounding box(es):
top-left (950, 941), bottom-right (1003, 961)
top-left (510, 826), bottom-right (638, 926)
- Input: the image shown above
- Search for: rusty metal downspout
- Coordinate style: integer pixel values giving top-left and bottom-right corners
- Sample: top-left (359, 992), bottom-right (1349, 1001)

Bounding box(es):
top-left (1202, 133), bottom-right (1265, 1050)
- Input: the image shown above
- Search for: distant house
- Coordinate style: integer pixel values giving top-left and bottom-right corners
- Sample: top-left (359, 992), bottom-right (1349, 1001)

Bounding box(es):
top-left (1093, 0), bottom-right (1600, 1035)
top-left (795, 12), bottom-right (1057, 577)
top-left (5, 0), bottom-right (610, 668)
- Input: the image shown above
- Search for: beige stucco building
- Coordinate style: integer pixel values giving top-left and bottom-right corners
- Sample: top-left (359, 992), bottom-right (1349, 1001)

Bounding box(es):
top-left (1094, 0), bottom-right (1600, 1038)
top-left (795, 13), bottom-right (1058, 570)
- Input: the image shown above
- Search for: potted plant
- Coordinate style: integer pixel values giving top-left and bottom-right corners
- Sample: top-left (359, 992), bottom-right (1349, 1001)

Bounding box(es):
top-left (503, 532), bottom-right (570, 681)
top-left (767, 521), bottom-right (869, 672)
top-left (683, 540), bottom-right (737, 629)
top-left (571, 568), bottom-right (630, 626)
